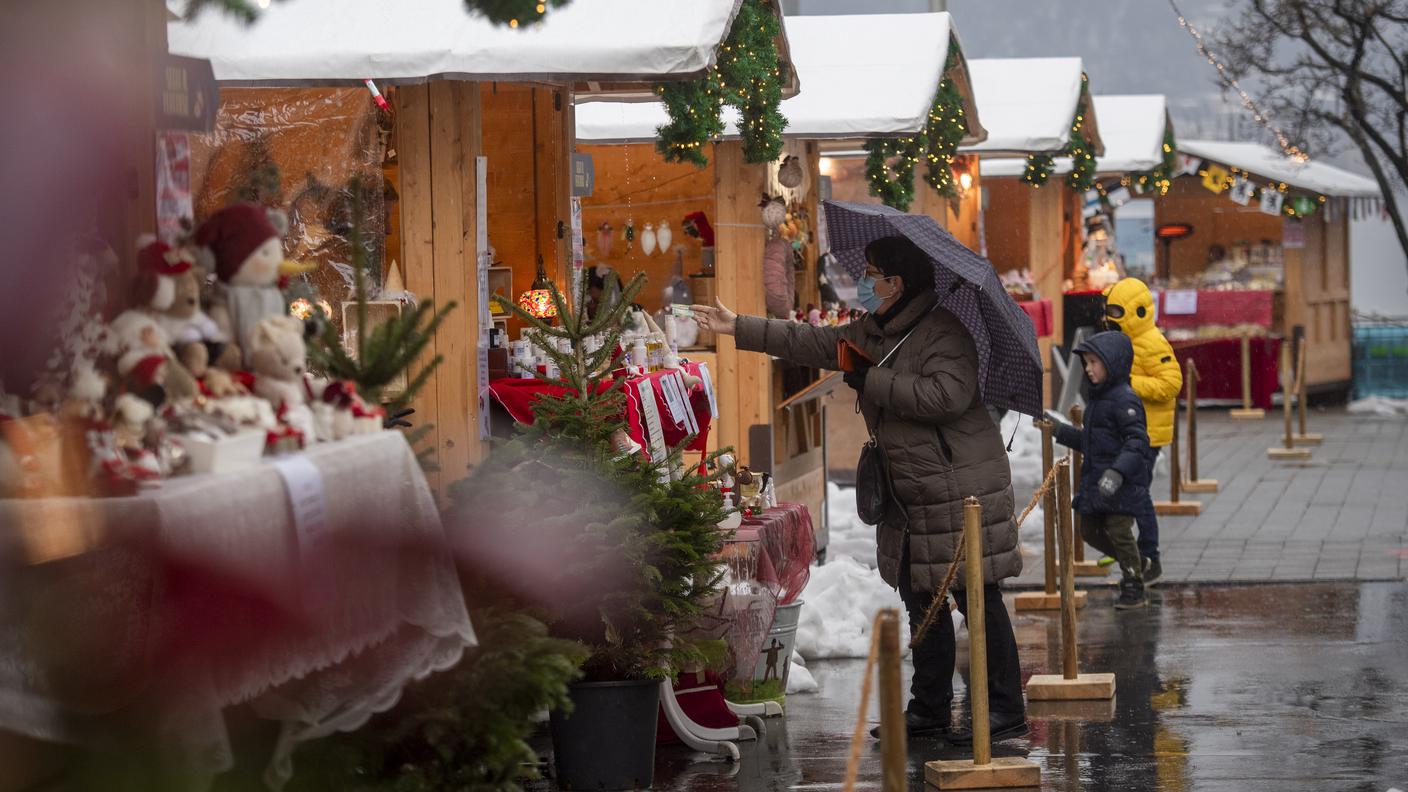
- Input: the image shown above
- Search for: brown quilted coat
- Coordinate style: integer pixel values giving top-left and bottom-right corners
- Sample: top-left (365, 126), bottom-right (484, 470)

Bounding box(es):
top-left (735, 292), bottom-right (1021, 590)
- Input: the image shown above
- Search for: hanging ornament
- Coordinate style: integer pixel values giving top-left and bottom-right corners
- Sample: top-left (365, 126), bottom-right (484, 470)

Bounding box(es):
top-left (656, 220), bottom-right (672, 252)
top-left (623, 219), bottom-right (635, 253)
top-left (1229, 177), bottom-right (1255, 206)
top-left (777, 155), bottom-right (804, 189)
top-left (759, 194), bottom-right (786, 232)
top-left (1201, 164), bottom-right (1231, 193)
top-left (596, 222), bottom-right (613, 259)
top-left (1259, 187), bottom-right (1285, 216)
top-left (1176, 154), bottom-right (1203, 176)
top-left (1289, 195), bottom-right (1317, 216)
top-left (641, 223), bottom-right (657, 256)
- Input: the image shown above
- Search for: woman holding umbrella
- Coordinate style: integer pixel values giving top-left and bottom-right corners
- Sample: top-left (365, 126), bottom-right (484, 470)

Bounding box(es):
top-left (692, 221), bottom-right (1030, 744)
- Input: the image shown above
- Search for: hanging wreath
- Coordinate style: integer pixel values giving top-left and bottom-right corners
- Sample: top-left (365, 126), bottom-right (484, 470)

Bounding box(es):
top-left (863, 41), bottom-right (968, 210)
top-left (1022, 153), bottom-right (1056, 187)
top-left (1065, 133), bottom-right (1097, 192)
top-left (656, 0), bottom-right (789, 166)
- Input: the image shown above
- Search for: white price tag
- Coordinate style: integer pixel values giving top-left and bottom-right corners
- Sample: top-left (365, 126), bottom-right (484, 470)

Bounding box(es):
top-left (271, 454), bottom-right (329, 551)
top-left (636, 379), bottom-right (670, 479)
top-left (696, 362), bottom-right (719, 419)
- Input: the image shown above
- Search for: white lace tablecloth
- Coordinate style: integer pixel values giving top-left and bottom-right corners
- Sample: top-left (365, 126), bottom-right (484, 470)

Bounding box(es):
top-left (0, 431), bottom-right (476, 788)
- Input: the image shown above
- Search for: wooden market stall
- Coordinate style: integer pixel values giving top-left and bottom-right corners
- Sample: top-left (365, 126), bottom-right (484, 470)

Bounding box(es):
top-left (958, 58), bottom-right (1105, 405)
top-left (166, 0), bottom-right (776, 495)
top-left (575, 12), bottom-right (985, 549)
top-left (1152, 139), bottom-right (1380, 397)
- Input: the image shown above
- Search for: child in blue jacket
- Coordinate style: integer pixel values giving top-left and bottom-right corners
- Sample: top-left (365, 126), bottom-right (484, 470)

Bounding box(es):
top-left (1053, 331), bottom-right (1152, 609)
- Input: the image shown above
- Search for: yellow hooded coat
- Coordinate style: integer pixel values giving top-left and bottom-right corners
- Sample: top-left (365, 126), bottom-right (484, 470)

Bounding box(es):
top-left (1103, 278), bottom-right (1182, 448)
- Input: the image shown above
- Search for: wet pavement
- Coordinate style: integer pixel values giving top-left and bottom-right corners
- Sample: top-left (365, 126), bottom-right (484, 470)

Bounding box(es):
top-left (637, 582), bottom-right (1408, 792)
top-left (1013, 408), bottom-right (1408, 587)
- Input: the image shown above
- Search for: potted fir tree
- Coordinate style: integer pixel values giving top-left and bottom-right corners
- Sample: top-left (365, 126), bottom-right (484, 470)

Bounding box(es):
top-left (451, 273), bottom-right (728, 791)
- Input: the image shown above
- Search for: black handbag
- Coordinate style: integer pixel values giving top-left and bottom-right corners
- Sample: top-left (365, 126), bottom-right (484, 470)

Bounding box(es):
top-left (852, 318), bottom-right (927, 526)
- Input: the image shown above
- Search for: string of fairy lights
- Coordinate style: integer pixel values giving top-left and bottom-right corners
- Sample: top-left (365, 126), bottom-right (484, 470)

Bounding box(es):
top-left (1167, 0), bottom-right (1310, 163)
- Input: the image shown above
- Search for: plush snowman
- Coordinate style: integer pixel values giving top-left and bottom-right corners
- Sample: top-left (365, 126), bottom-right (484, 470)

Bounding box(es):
top-left (195, 203), bottom-right (290, 369)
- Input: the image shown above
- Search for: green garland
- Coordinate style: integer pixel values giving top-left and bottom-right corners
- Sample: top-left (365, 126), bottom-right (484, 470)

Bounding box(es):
top-left (863, 41), bottom-right (968, 210)
top-left (1131, 126), bottom-right (1177, 195)
top-left (461, 0), bottom-right (572, 26)
top-left (1024, 72), bottom-right (1100, 191)
top-left (656, 0), bottom-right (788, 166)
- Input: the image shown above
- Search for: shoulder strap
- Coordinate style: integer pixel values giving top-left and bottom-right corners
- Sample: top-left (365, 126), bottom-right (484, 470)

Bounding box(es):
top-left (874, 305), bottom-right (937, 368)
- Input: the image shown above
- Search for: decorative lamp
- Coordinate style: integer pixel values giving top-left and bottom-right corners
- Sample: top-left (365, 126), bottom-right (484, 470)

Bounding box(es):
top-left (517, 256), bottom-right (558, 319)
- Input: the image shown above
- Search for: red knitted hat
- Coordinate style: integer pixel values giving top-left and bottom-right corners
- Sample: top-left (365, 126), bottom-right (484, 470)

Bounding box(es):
top-left (195, 203), bottom-right (282, 283)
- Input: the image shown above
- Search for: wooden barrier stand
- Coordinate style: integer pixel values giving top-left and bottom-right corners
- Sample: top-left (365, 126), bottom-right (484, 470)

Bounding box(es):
top-left (1229, 331), bottom-right (1266, 420)
top-left (1291, 344), bottom-right (1323, 446)
top-left (1181, 359), bottom-right (1219, 494)
top-left (1268, 342), bottom-right (1313, 461)
top-left (1154, 390), bottom-right (1202, 516)
top-left (1015, 420), bottom-right (1087, 610)
top-left (1067, 405), bottom-right (1108, 578)
top-left (877, 609), bottom-right (906, 792)
top-left (927, 499), bottom-right (1042, 790)
top-left (1024, 459), bottom-right (1117, 702)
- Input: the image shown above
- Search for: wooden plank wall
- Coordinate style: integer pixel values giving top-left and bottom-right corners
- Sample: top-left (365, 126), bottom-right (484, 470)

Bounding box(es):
top-left (395, 82), bottom-right (484, 496)
top-left (1292, 214), bottom-right (1352, 386)
top-left (1154, 176), bottom-right (1282, 278)
top-left (714, 141), bottom-right (772, 465)
top-left (577, 143), bottom-right (717, 312)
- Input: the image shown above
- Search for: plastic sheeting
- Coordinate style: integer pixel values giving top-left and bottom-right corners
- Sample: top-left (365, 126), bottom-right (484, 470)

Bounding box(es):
top-left (188, 88), bottom-right (390, 330)
top-left (576, 13), bottom-right (985, 144)
top-left (959, 57), bottom-right (1090, 156)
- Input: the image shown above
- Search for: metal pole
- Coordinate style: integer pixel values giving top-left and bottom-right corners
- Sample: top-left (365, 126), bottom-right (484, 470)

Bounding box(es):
top-left (1056, 459), bottom-right (1079, 680)
top-left (878, 610), bottom-right (906, 792)
top-left (964, 497), bottom-right (991, 767)
top-left (1038, 419), bottom-right (1057, 595)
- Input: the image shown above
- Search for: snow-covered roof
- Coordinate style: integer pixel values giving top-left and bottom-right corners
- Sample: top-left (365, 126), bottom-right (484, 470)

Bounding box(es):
top-left (1178, 140), bottom-right (1380, 197)
top-left (958, 57), bottom-right (1102, 157)
top-left (167, 0), bottom-right (796, 90)
top-left (575, 12), bottom-right (984, 144)
top-left (1091, 95), bottom-right (1171, 175)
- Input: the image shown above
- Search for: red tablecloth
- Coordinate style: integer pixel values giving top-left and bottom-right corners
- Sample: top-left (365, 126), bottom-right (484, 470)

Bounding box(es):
top-left (488, 363), bottom-right (714, 455)
top-left (1156, 289), bottom-right (1275, 331)
top-left (1171, 337), bottom-right (1282, 409)
top-left (1017, 299), bottom-right (1054, 338)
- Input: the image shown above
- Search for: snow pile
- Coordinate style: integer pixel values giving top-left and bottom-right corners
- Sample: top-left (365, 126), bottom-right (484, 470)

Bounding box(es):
top-left (1002, 411), bottom-right (1048, 549)
top-left (824, 482), bottom-right (877, 568)
top-left (1348, 396), bottom-right (1408, 417)
top-left (786, 652), bottom-right (818, 694)
top-left (795, 554), bottom-right (906, 659)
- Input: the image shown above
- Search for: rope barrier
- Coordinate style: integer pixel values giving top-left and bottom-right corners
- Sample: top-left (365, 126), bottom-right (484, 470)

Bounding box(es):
top-left (908, 461), bottom-right (1064, 648)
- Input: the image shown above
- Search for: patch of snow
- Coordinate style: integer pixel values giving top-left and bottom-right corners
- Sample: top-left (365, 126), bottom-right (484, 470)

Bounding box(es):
top-left (1002, 411), bottom-right (1045, 493)
top-left (786, 661), bottom-right (818, 694)
top-left (1348, 396), bottom-right (1408, 417)
top-left (825, 482), bottom-right (877, 568)
top-left (795, 554), bottom-right (906, 659)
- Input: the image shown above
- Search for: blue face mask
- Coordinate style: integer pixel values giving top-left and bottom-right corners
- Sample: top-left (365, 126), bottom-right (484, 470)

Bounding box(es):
top-left (857, 275), bottom-right (887, 312)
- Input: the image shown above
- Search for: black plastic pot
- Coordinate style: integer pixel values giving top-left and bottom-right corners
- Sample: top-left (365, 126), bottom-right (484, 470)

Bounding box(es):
top-left (549, 678), bottom-right (660, 790)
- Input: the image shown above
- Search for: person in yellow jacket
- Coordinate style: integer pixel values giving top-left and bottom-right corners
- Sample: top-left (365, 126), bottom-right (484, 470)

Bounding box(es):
top-left (1101, 277), bottom-right (1182, 584)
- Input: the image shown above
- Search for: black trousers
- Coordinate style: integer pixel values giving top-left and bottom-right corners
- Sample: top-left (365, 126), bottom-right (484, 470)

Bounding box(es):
top-left (898, 556), bottom-right (1025, 719)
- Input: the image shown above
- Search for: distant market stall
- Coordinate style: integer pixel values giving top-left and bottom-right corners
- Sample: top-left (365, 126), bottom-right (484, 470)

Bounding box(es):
top-left (574, 11), bottom-right (985, 533)
top-left (1153, 139), bottom-right (1381, 399)
top-left (958, 57), bottom-right (1105, 403)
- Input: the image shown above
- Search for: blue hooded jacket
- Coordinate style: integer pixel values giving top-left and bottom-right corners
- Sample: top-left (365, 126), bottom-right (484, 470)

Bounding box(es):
top-left (1053, 331), bottom-right (1151, 514)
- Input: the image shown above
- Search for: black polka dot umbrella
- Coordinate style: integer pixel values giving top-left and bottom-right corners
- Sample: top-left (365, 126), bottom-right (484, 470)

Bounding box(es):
top-left (824, 199), bottom-right (1044, 417)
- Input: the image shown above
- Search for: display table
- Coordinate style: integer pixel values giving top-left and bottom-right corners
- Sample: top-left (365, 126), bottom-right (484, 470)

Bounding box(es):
top-left (1016, 299), bottom-right (1054, 338)
top-left (0, 432), bottom-right (475, 788)
top-left (1171, 336), bottom-right (1282, 409)
top-left (489, 362), bottom-right (716, 455)
top-left (1156, 289), bottom-right (1276, 331)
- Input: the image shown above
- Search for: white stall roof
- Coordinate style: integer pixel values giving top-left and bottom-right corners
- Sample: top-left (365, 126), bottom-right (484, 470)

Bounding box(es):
top-left (1091, 95), bottom-right (1171, 174)
top-left (1178, 140), bottom-right (1381, 197)
top-left (980, 158), bottom-right (1071, 179)
top-left (167, 0), bottom-right (795, 89)
top-left (575, 12), bottom-right (984, 144)
top-left (959, 57), bottom-right (1101, 156)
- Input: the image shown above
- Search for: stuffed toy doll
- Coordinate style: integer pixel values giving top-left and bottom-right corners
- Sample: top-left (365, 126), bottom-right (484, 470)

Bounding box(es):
top-left (196, 203), bottom-right (290, 369)
top-left (249, 315), bottom-right (317, 444)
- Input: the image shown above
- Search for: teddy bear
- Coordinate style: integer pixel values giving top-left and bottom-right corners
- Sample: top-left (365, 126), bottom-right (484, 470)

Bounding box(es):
top-left (132, 238), bottom-right (244, 397)
top-left (104, 310), bottom-right (199, 403)
top-left (195, 202), bottom-right (290, 370)
top-left (249, 315), bottom-right (317, 444)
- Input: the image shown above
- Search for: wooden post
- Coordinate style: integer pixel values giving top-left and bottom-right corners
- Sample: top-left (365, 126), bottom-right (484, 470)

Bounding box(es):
top-left (1015, 421), bottom-right (1086, 609)
top-left (1230, 331), bottom-right (1266, 420)
top-left (1269, 340), bottom-right (1312, 460)
top-left (1155, 382), bottom-right (1200, 515)
top-left (1025, 459), bottom-right (1116, 701)
top-left (927, 500), bottom-right (1041, 789)
top-left (878, 609), bottom-right (906, 792)
top-left (1292, 343), bottom-right (1323, 446)
top-left (1068, 405), bottom-right (1107, 577)
top-left (1183, 359), bottom-right (1219, 493)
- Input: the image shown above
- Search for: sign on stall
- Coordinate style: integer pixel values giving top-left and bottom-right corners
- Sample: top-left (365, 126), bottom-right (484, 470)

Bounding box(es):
top-left (1163, 289), bottom-right (1199, 316)
top-left (155, 54), bottom-right (218, 131)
